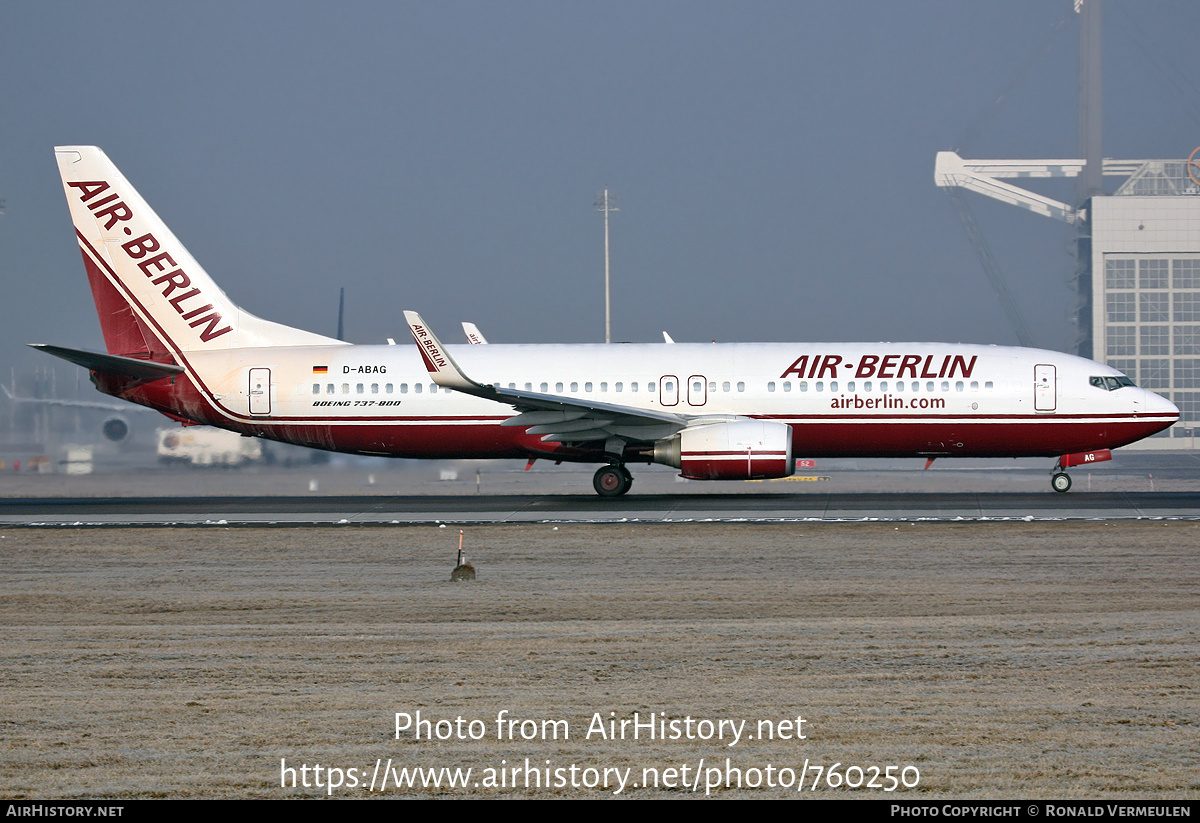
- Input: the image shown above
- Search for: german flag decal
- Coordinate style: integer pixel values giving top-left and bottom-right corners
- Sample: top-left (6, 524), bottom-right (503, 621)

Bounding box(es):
top-left (312, 365), bottom-right (328, 374)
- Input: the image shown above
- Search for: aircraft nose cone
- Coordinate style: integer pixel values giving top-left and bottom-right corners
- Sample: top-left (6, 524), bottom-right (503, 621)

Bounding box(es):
top-left (1142, 389), bottom-right (1180, 419)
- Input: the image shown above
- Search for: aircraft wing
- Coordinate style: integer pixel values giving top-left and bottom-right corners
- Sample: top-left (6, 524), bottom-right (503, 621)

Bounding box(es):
top-left (404, 312), bottom-right (690, 445)
top-left (495, 387), bottom-right (688, 443)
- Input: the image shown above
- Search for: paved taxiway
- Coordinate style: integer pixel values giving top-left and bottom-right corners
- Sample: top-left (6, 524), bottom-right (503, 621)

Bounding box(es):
top-left (2, 490), bottom-right (1199, 526)
top-left (1, 451), bottom-right (1197, 524)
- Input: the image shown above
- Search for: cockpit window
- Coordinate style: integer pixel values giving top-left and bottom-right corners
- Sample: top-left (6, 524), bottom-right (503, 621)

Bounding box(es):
top-left (1091, 375), bottom-right (1136, 391)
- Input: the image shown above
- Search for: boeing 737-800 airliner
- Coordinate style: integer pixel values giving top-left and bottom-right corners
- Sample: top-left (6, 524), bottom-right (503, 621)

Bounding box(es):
top-left (36, 147), bottom-right (1179, 495)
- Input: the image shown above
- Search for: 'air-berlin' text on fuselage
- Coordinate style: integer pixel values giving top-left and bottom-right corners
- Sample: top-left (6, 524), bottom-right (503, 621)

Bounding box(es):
top-left (780, 353), bottom-right (978, 380)
top-left (67, 181), bottom-right (232, 343)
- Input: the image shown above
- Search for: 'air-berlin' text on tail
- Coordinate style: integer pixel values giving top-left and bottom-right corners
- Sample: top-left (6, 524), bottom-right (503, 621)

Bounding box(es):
top-left (55, 146), bottom-right (338, 360)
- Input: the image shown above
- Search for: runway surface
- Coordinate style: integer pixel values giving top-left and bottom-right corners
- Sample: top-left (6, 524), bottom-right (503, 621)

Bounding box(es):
top-left (2, 490), bottom-right (1199, 525)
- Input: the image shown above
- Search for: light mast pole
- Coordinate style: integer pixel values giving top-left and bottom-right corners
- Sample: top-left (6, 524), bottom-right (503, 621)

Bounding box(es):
top-left (1075, 0), bottom-right (1102, 358)
top-left (594, 189), bottom-right (618, 343)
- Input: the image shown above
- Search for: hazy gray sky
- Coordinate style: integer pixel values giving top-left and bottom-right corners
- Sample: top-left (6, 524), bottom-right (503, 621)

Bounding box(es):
top-left (3, 1), bottom-right (1199, 372)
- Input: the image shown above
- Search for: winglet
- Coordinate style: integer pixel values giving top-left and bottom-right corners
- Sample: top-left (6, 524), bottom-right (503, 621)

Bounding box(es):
top-left (462, 322), bottom-right (488, 344)
top-left (403, 312), bottom-right (480, 391)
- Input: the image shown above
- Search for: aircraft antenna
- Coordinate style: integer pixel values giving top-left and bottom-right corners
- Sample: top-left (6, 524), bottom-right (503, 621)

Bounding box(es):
top-left (594, 189), bottom-right (618, 343)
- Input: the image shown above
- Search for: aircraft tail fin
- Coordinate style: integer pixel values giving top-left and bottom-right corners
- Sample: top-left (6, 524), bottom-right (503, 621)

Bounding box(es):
top-left (55, 146), bottom-right (343, 358)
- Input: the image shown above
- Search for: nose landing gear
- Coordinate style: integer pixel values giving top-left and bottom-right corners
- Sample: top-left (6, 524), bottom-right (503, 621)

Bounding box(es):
top-left (593, 464), bottom-right (633, 497)
top-left (1050, 450), bottom-right (1112, 492)
top-left (1049, 452), bottom-right (1079, 492)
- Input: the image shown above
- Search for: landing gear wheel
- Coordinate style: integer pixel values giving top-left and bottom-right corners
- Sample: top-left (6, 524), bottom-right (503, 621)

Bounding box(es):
top-left (593, 465), bottom-right (631, 497)
top-left (1051, 472), bottom-right (1072, 493)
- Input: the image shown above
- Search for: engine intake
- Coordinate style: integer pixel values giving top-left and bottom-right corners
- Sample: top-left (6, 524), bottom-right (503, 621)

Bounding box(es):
top-left (101, 417), bottom-right (130, 442)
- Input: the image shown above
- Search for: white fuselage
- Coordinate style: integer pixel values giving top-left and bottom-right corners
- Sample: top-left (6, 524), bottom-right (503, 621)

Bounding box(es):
top-left (157, 341), bottom-right (1176, 461)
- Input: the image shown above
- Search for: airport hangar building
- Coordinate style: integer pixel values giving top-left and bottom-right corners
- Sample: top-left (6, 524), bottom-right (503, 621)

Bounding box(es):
top-left (1091, 160), bottom-right (1200, 445)
top-left (937, 153), bottom-right (1200, 447)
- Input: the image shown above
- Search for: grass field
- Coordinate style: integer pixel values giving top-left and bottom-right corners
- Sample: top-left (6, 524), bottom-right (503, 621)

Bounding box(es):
top-left (1, 522), bottom-right (1197, 798)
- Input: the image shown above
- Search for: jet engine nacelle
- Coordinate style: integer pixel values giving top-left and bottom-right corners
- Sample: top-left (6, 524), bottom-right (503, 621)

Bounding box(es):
top-left (101, 417), bottom-right (130, 442)
top-left (653, 420), bottom-right (794, 480)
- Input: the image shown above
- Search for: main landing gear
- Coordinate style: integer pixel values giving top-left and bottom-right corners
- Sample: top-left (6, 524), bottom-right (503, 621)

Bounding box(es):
top-left (593, 464), bottom-right (633, 497)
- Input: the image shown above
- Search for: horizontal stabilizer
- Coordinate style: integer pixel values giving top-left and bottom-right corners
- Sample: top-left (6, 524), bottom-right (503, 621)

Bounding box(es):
top-left (29, 344), bottom-right (184, 382)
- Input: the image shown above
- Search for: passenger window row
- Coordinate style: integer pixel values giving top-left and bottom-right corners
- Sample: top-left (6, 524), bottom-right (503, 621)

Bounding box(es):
top-left (309, 379), bottom-right (998, 396)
